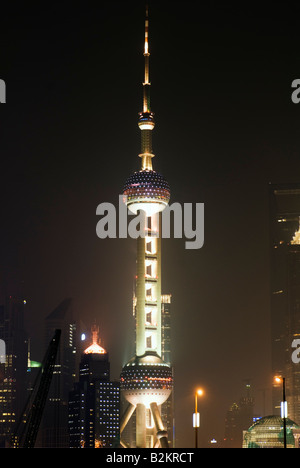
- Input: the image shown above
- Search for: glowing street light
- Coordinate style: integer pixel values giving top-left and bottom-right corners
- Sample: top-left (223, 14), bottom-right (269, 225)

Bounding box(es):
top-left (274, 376), bottom-right (287, 448)
top-left (193, 388), bottom-right (204, 448)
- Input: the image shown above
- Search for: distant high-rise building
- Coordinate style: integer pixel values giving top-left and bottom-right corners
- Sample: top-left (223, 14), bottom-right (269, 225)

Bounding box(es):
top-left (68, 325), bottom-right (120, 448)
top-left (161, 294), bottom-right (175, 447)
top-left (285, 223), bottom-right (300, 423)
top-left (269, 183), bottom-right (300, 421)
top-left (0, 296), bottom-right (28, 447)
top-left (224, 381), bottom-right (255, 448)
top-left (39, 298), bottom-right (76, 448)
top-left (224, 403), bottom-right (241, 448)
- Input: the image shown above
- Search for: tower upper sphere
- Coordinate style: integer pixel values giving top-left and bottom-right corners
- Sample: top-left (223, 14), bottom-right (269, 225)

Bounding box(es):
top-left (122, 4), bottom-right (170, 216)
top-left (123, 169), bottom-right (170, 216)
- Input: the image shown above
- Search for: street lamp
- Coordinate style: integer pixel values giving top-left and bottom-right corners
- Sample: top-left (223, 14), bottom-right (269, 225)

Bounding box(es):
top-left (274, 376), bottom-right (287, 448)
top-left (193, 389), bottom-right (203, 448)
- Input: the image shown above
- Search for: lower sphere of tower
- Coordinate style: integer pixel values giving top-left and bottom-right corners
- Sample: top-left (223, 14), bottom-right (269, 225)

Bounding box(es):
top-left (120, 353), bottom-right (173, 408)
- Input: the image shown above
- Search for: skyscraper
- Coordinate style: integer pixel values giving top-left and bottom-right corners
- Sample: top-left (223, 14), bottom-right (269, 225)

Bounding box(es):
top-left (39, 298), bottom-right (76, 447)
top-left (161, 294), bottom-right (175, 447)
top-left (285, 224), bottom-right (300, 423)
top-left (119, 7), bottom-right (173, 448)
top-left (224, 381), bottom-right (255, 448)
top-left (0, 296), bottom-right (28, 447)
top-left (68, 325), bottom-right (120, 448)
top-left (269, 183), bottom-right (300, 421)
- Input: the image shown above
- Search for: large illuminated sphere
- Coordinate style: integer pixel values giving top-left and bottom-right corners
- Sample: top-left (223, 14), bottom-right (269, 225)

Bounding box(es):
top-left (123, 170), bottom-right (170, 216)
top-left (120, 352), bottom-right (173, 408)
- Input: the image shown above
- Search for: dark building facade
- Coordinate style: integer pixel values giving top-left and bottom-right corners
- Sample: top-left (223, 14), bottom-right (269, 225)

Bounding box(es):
top-left (68, 325), bottom-right (120, 448)
top-left (224, 382), bottom-right (255, 448)
top-left (39, 298), bottom-right (76, 447)
top-left (0, 296), bottom-right (28, 447)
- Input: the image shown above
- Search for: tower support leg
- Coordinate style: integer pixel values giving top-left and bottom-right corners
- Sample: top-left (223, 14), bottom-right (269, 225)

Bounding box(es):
top-left (150, 402), bottom-right (169, 448)
top-left (120, 402), bottom-right (136, 435)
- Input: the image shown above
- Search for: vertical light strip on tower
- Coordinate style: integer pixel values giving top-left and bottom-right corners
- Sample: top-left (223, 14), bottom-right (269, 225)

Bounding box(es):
top-left (120, 4), bottom-right (173, 449)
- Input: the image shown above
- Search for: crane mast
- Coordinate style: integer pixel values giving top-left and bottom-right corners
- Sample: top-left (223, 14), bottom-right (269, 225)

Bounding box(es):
top-left (13, 329), bottom-right (61, 448)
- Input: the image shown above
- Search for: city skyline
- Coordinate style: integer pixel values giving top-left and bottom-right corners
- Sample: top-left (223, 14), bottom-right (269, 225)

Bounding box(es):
top-left (1, 1), bottom-right (300, 447)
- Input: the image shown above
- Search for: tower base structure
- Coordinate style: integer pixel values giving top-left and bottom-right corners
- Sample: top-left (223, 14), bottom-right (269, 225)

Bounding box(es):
top-left (120, 352), bottom-right (173, 448)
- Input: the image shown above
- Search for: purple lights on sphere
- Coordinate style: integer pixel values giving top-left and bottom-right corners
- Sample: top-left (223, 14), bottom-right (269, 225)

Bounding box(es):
top-left (123, 170), bottom-right (170, 205)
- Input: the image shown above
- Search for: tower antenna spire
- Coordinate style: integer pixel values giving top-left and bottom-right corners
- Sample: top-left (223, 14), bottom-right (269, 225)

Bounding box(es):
top-left (137, 2), bottom-right (156, 171)
top-left (144, 2), bottom-right (149, 55)
top-left (143, 2), bottom-right (150, 110)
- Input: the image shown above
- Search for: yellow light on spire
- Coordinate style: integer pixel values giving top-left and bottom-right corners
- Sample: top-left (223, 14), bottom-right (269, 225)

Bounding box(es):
top-left (144, 11), bottom-right (149, 55)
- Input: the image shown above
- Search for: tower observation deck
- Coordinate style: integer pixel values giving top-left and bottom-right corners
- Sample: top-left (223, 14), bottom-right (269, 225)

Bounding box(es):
top-left (120, 5), bottom-right (173, 449)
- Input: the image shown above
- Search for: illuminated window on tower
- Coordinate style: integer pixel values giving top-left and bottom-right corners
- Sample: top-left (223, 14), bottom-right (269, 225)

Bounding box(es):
top-left (146, 335), bottom-right (152, 348)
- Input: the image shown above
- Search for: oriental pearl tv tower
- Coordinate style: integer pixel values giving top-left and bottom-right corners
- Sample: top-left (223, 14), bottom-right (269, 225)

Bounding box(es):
top-left (119, 5), bottom-right (173, 449)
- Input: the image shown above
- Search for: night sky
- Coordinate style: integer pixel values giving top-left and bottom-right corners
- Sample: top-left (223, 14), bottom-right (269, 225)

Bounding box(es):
top-left (1, 1), bottom-right (300, 448)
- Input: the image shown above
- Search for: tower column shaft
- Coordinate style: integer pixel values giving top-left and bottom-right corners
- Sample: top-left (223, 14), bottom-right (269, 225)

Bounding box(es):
top-left (141, 129), bottom-right (153, 154)
top-left (143, 81), bottom-right (150, 112)
top-left (140, 128), bottom-right (154, 170)
top-left (141, 154), bottom-right (153, 171)
top-left (136, 404), bottom-right (146, 448)
top-left (150, 402), bottom-right (169, 448)
top-left (136, 234), bottom-right (146, 357)
top-left (136, 213), bottom-right (162, 358)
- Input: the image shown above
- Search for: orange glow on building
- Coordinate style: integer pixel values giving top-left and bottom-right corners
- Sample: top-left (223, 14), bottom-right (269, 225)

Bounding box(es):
top-left (84, 324), bottom-right (106, 355)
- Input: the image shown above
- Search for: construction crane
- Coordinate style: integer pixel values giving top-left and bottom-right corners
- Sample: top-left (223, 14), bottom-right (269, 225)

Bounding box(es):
top-left (13, 329), bottom-right (61, 448)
